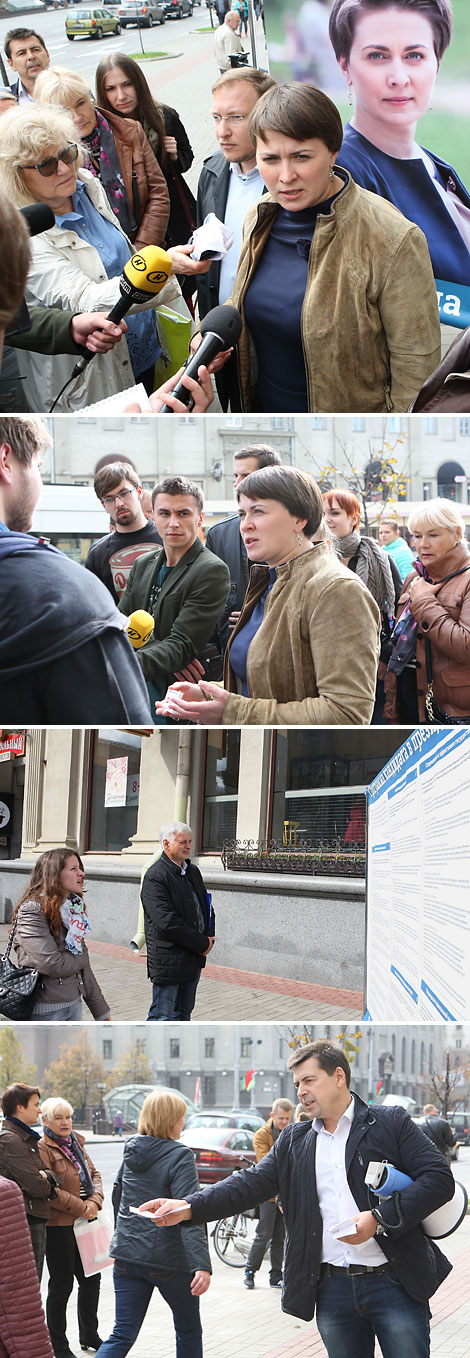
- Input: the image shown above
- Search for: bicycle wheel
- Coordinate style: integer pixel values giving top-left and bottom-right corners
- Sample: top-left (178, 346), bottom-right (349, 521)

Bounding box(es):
top-left (213, 1214), bottom-right (257, 1267)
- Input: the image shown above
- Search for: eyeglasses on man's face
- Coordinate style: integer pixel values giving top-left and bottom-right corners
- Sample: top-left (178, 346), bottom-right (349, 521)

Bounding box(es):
top-left (24, 143), bottom-right (79, 178)
top-left (101, 488), bottom-right (136, 508)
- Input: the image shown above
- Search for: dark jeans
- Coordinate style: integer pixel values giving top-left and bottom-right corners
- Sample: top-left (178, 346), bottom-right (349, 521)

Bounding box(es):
top-left (147, 976), bottom-right (199, 1022)
top-left (246, 1200), bottom-right (285, 1280)
top-left (315, 1268), bottom-right (431, 1358)
top-left (46, 1224), bottom-right (101, 1354)
top-left (97, 1260), bottom-right (202, 1358)
top-left (27, 1214), bottom-right (47, 1282)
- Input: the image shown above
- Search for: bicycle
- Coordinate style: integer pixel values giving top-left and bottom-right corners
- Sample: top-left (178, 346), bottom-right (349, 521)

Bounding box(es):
top-left (210, 1156), bottom-right (258, 1267)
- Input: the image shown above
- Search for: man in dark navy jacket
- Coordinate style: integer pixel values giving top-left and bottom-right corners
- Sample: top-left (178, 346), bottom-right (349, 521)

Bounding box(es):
top-left (141, 822), bottom-right (215, 1022)
top-left (140, 1040), bottom-right (454, 1356)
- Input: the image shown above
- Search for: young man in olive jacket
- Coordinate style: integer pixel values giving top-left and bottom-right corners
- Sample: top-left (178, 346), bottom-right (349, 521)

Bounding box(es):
top-left (119, 475), bottom-right (230, 718)
top-left (141, 1040), bottom-right (455, 1357)
top-left (141, 821), bottom-right (215, 1021)
top-left (0, 1083), bottom-right (57, 1280)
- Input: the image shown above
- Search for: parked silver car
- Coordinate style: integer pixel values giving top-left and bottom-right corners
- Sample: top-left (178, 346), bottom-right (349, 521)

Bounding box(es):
top-left (118, 0), bottom-right (165, 24)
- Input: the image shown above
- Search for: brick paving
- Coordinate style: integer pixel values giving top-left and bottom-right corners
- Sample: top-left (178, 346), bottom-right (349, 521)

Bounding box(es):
top-left (43, 1213), bottom-right (470, 1357)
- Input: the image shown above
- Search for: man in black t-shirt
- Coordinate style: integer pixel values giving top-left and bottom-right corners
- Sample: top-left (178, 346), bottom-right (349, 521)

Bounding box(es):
top-left (86, 461), bottom-right (161, 603)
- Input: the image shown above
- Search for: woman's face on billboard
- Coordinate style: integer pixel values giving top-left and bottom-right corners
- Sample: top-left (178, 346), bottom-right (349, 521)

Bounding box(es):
top-left (339, 7), bottom-right (439, 133)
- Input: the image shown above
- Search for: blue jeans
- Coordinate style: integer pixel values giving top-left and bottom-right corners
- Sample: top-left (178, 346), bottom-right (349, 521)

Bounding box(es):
top-left (315, 1267), bottom-right (431, 1358)
top-left (147, 977), bottom-right (199, 1022)
top-left (32, 997), bottom-right (83, 1021)
top-left (97, 1260), bottom-right (202, 1358)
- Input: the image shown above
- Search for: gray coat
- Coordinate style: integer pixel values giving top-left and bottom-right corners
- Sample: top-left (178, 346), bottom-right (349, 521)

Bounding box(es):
top-left (14, 901), bottom-right (109, 1018)
top-left (112, 1134), bottom-right (211, 1274)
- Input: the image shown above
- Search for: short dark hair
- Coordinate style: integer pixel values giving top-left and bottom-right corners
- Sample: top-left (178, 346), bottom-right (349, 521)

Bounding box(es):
top-left (249, 82), bottom-right (343, 154)
top-left (212, 67), bottom-right (277, 97)
top-left (151, 475), bottom-right (204, 514)
top-left (236, 465), bottom-right (323, 538)
top-left (287, 1040), bottom-right (351, 1088)
top-left (234, 444), bottom-right (282, 470)
top-left (4, 28), bottom-right (48, 59)
top-left (0, 416), bottom-right (50, 465)
top-left (328, 0), bottom-right (452, 64)
top-left (2, 1082), bottom-right (41, 1119)
top-left (94, 461), bottom-right (140, 500)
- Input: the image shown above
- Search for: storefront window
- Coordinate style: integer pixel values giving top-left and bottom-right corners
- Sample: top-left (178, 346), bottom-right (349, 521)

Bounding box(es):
top-left (270, 730), bottom-right (413, 848)
top-left (87, 730), bottom-right (142, 852)
top-left (202, 731), bottom-right (240, 851)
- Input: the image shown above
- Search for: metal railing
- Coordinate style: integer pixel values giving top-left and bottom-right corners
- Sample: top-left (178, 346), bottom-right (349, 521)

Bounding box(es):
top-left (221, 839), bottom-right (366, 877)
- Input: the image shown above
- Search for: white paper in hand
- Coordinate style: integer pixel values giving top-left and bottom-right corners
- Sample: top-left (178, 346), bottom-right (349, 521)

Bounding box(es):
top-left (189, 213), bottom-right (234, 261)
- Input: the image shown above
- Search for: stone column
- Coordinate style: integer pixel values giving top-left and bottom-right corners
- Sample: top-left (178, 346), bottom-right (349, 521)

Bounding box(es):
top-left (235, 730), bottom-right (272, 843)
top-left (37, 729), bottom-right (87, 851)
top-left (122, 730), bottom-right (181, 858)
top-left (21, 728), bottom-right (47, 856)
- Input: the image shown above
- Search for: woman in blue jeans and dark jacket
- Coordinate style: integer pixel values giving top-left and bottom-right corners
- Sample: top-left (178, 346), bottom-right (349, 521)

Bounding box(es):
top-left (99, 1091), bottom-right (211, 1358)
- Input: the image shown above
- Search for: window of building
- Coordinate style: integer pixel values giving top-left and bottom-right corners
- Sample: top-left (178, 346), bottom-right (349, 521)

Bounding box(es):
top-left (205, 1038), bottom-right (215, 1059)
top-left (225, 415), bottom-right (243, 428)
top-left (437, 460), bottom-right (466, 501)
top-left (311, 418), bottom-right (326, 430)
top-left (240, 1038), bottom-right (252, 1058)
top-left (387, 417), bottom-right (402, 433)
top-left (203, 1075), bottom-right (216, 1103)
top-left (401, 1037), bottom-right (406, 1071)
top-left (169, 1075), bottom-right (181, 1090)
top-left (423, 482), bottom-right (432, 500)
top-left (351, 417), bottom-right (365, 432)
top-left (201, 731), bottom-right (241, 851)
top-left (135, 1039), bottom-right (146, 1054)
top-left (269, 730), bottom-right (413, 848)
top-left (410, 1039), bottom-right (415, 1074)
top-left (269, 417), bottom-right (285, 428)
top-left (86, 730), bottom-right (142, 852)
top-left (103, 1040), bottom-right (113, 1060)
top-left (424, 418), bottom-right (437, 435)
top-left (170, 1039), bottom-right (180, 1059)
top-left (459, 419), bottom-right (470, 437)
top-left (420, 1042), bottom-right (426, 1076)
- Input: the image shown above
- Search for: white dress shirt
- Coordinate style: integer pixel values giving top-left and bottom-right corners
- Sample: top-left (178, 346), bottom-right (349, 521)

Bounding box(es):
top-left (314, 1096), bottom-right (386, 1266)
top-left (218, 161), bottom-right (265, 305)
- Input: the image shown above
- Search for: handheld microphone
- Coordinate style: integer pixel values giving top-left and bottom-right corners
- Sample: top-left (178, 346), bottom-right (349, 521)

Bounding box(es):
top-left (20, 203), bottom-right (55, 236)
top-left (70, 244), bottom-right (173, 377)
top-left (126, 610), bottom-right (155, 649)
top-left (158, 304), bottom-right (242, 413)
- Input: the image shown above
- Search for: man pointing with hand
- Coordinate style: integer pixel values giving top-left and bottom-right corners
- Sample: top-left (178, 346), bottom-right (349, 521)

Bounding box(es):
top-left (138, 1039), bottom-right (455, 1357)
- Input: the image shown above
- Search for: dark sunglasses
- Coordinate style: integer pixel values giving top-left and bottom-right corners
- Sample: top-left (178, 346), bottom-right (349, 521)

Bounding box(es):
top-left (24, 143), bottom-right (79, 178)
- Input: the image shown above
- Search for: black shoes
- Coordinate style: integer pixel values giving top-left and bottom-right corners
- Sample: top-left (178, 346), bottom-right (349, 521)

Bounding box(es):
top-left (244, 1269), bottom-right (255, 1289)
top-left (80, 1341), bottom-right (103, 1352)
top-left (270, 1278), bottom-right (283, 1288)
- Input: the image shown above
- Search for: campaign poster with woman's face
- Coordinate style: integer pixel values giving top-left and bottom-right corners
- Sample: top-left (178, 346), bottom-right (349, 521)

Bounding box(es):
top-left (264, 0), bottom-right (470, 330)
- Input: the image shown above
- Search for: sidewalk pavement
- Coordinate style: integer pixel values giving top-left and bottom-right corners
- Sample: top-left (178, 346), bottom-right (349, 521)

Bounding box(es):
top-left (44, 1212), bottom-right (470, 1357)
top-left (87, 937), bottom-right (364, 1022)
top-left (0, 924), bottom-right (363, 1022)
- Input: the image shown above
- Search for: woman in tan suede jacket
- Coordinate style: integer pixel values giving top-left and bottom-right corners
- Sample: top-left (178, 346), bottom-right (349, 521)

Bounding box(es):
top-left (205, 82), bottom-right (440, 414)
top-left (157, 466), bottom-right (381, 726)
top-left (39, 1099), bottom-right (104, 1357)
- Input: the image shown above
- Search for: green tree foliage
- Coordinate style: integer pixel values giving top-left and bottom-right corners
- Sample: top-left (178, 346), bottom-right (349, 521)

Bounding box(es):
top-left (105, 1042), bottom-right (153, 1092)
top-left (0, 1027), bottom-right (38, 1089)
top-left (41, 1033), bottom-right (107, 1109)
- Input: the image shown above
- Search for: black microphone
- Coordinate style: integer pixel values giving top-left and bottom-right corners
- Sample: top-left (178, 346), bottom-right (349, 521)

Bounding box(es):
top-left (159, 304), bottom-right (242, 413)
top-left (20, 203), bottom-right (55, 236)
top-left (69, 244), bottom-right (173, 379)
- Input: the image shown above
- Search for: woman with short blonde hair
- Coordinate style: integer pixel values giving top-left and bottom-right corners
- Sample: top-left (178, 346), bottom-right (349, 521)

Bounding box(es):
top-left (98, 1088), bottom-right (210, 1357)
top-left (385, 498), bottom-right (470, 723)
top-left (138, 1090), bottom-right (187, 1140)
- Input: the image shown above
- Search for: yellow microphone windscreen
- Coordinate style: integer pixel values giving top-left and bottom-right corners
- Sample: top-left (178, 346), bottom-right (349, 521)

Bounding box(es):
top-left (123, 245), bottom-right (173, 297)
top-left (126, 610), bottom-right (155, 649)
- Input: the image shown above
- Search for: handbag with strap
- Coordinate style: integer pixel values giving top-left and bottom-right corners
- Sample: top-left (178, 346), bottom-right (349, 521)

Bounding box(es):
top-left (0, 914), bottom-right (40, 1021)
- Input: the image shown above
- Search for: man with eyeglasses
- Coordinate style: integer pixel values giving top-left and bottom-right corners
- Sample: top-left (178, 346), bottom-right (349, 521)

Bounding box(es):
top-left (86, 461), bottom-right (162, 604)
top-left (196, 67), bottom-right (276, 323)
top-left (5, 28), bottom-right (49, 103)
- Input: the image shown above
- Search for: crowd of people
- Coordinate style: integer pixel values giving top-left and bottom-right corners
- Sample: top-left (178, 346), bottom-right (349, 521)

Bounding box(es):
top-left (0, 1040), bottom-right (459, 1358)
top-left (1, 415), bottom-right (469, 724)
top-left (1, 7), bottom-right (465, 414)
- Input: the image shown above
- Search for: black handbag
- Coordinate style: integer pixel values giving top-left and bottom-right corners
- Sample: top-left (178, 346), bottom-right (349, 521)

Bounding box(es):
top-left (0, 915), bottom-right (40, 1021)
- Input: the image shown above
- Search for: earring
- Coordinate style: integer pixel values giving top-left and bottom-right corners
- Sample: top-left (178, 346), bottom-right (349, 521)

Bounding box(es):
top-left (347, 83), bottom-right (353, 106)
top-left (329, 167), bottom-right (334, 180)
top-left (295, 531), bottom-right (303, 546)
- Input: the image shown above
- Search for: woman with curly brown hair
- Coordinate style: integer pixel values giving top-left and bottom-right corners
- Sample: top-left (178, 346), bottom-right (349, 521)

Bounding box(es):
top-left (13, 848), bottom-right (110, 1022)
